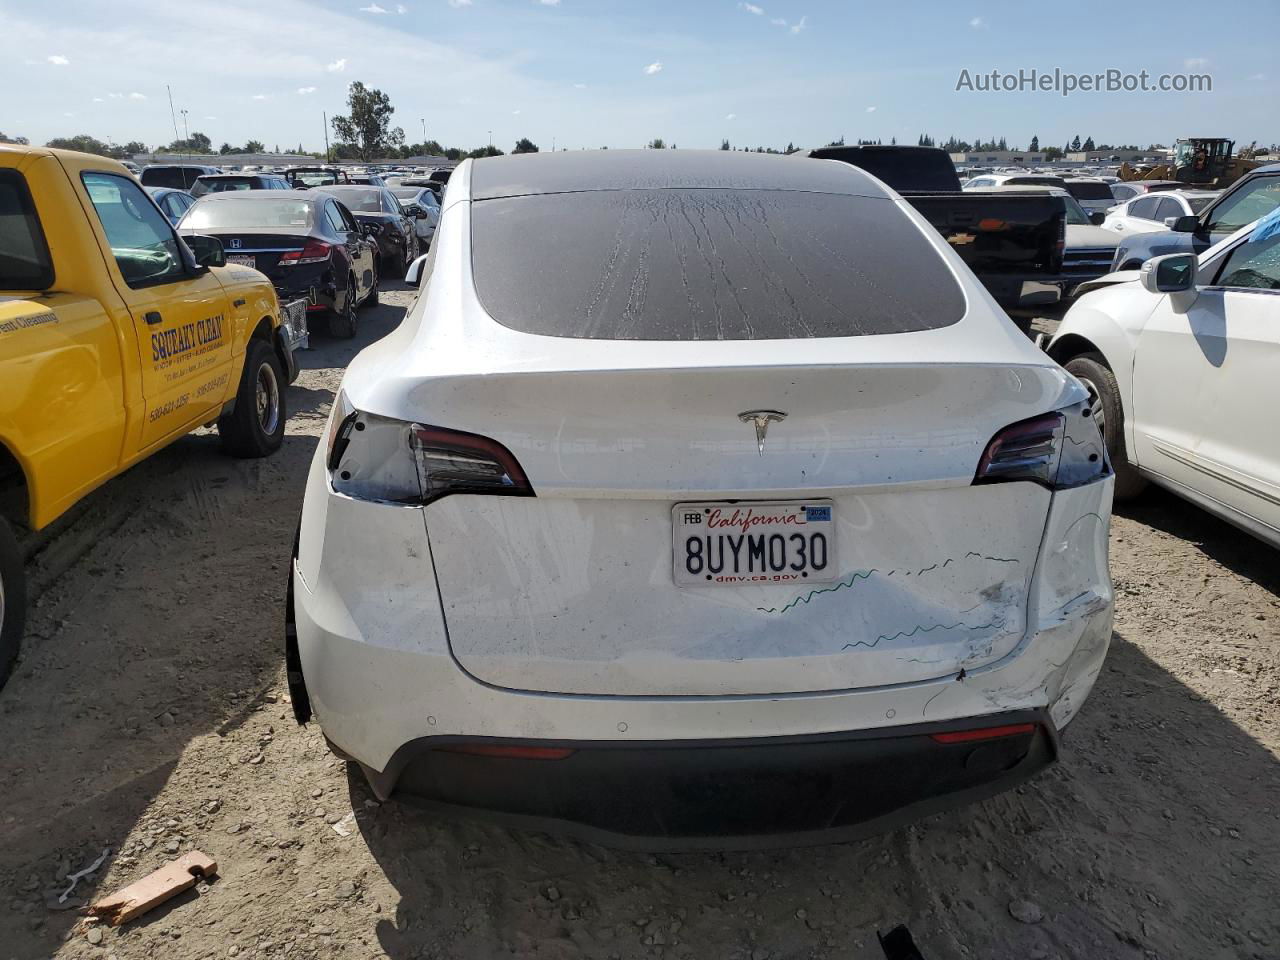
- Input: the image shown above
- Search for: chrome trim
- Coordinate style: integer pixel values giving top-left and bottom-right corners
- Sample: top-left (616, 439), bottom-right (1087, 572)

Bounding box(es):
top-left (1148, 437), bottom-right (1280, 507)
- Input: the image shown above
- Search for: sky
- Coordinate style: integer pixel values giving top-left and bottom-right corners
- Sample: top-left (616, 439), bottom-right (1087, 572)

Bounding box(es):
top-left (0, 0), bottom-right (1273, 154)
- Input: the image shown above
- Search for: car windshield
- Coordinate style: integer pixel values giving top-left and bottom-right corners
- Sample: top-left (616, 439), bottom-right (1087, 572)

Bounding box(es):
top-left (1065, 181), bottom-right (1114, 201)
top-left (1207, 176), bottom-right (1280, 232)
top-left (193, 177), bottom-right (255, 197)
top-left (319, 188), bottom-right (382, 212)
top-left (471, 189), bottom-right (965, 340)
top-left (290, 171), bottom-right (340, 187)
top-left (390, 187), bottom-right (424, 200)
top-left (1062, 197), bottom-right (1091, 226)
top-left (181, 198), bottom-right (314, 229)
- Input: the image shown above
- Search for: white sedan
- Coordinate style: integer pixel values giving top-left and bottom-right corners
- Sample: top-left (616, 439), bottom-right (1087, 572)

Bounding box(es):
top-left (388, 184), bottom-right (440, 248)
top-left (1101, 190), bottom-right (1218, 239)
top-left (1047, 214), bottom-right (1280, 546)
top-left (287, 150), bottom-right (1115, 846)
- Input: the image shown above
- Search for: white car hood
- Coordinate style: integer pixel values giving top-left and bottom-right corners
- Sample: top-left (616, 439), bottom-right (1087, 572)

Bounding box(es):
top-left (1066, 224), bottom-right (1120, 249)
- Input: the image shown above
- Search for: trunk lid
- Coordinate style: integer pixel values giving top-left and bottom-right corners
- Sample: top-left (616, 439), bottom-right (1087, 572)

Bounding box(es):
top-left (416, 360), bottom-right (1061, 697)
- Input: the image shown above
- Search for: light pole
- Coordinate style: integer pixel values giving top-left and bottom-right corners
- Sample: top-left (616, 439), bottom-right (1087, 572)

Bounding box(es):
top-left (420, 118), bottom-right (426, 148)
top-left (488, 129), bottom-right (492, 150)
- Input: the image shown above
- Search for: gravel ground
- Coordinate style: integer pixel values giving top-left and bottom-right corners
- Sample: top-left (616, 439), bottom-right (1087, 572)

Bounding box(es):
top-left (1, 287), bottom-right (1277, 960)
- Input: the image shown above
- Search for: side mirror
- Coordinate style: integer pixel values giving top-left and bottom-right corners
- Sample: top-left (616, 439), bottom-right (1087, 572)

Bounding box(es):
top-left (1141, 253), bottom-right (1197, 294)
top-left (184, 234), bottom-right (225, 268)
top-left (1169, 215), bottom-right (1199, 233)
top-left (1089, 212), bottom-right (1105, 225)
top-left (404, 252), bottom-right (430, 286)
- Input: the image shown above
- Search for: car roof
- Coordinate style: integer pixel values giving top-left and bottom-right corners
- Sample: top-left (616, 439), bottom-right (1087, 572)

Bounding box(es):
top-left (198, 172), bottom-right (279, 179)
top-left (468, 149), bottom-right (891, 201)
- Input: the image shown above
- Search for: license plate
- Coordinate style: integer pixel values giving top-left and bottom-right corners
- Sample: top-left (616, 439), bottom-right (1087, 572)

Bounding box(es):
top-left (227, 254), bottom-right (256, 267)
top-left (672, 501), bottom-right (837, 587)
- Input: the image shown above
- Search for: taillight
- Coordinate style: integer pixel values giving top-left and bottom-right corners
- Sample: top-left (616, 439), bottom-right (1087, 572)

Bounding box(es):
top-left (974, 399), bottom-right (1108, 490)
top-left (327, 406), bottom-right (534, 506)
top-left (279, 240), bottom-right (332, 266)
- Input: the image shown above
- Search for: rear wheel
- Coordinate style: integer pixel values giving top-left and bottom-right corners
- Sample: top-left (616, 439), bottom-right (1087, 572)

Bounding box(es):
top-left (1064, 353), bottom-right (1147, 500)
top-left (219, 339), bottom-right (286, 458)
top-left (328, 274), bottom-right (358, 339)
top-left (362, 258), bottom-right (379, 308)
top-left (0, 516), bottom-right (26, 691)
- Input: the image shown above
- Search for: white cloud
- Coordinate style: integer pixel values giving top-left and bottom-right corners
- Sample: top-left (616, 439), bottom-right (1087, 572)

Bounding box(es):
top-left (204, 115), bottom-right (217, 120)
top-left (725, 113), bottom-right (736, 120)
top-left (48, 54), bottom-right (69, 65)
top-left (359, 2), bottom-right (388, 12)
top-left (251, 93), bottom-right (268, 100)
top-left (538, 0), bottom-right (561, 5)
top-left (644, 61), bottom-right (662, 75)
top-left (396, 2), bottom-right (408, 10)
top-left (109, 92), bottom-right (124, 99)
top-left (969, 16), bottom-right (984, 28)
top-left (770, 17), bottom-right (786, 25)
top-left (1252, 72), bottom-right (1266, 81)
top-left (866, 106), bottom-right (877, 113)
top-left (512, 108), bottom-right (521, 114)
top-left (573, 82), bottom-right (587, 88)
top-left (128, 92), bottom-right (147, 100)
top-left (789, 15), bottom-right (806, 34)
top-left (63, 111), bottom-right (75, 117)
top-left (448, 0), bottom-right (472, 6)
top-left (92, 96), bottom-right (104, 102)
top-left (298, 86), bottom-right (317, 94)
top-left (327, 58), bottom-right (347, 72)
top-left (1184, 57), bottom-right (1209, 68)
top-left (741, 2), bottom-right (764, 13)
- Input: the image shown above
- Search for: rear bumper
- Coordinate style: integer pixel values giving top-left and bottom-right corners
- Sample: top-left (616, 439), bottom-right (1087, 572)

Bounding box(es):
top-left (362, 712), bottom-right (1055, 848)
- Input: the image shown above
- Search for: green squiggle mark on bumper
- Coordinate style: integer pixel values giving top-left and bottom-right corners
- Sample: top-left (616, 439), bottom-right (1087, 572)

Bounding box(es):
top-left (843, 620), bottom-right (998, 650)
top-left (755, 569), bottom-right (877, 615)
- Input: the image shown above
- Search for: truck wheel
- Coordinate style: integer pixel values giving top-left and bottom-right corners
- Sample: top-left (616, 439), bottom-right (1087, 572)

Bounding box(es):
top-left (0, 516), bottom-right (25, 690)
top-left (1064, 353), bottom-right (1147, 500)
top-left (328, 275), bottom-right (358, 339)
top-left (219, 338), bottom-right (286, 458)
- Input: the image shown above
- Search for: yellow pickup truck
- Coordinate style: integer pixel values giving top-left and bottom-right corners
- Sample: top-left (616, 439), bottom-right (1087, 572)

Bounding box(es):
top-left (0, 145), bottom-right (305, 686)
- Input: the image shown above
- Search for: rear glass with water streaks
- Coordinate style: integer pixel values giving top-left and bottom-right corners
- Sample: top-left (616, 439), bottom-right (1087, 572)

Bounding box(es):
top-left (470, 190), bottom-right (966, 340)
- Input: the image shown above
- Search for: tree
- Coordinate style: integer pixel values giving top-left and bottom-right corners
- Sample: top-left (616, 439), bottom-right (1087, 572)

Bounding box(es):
top-left (1028, 134), bottom-right (1039, 152)
top-left (467, 145), bottom-right (504, 158)
top-left (720, 139), bottom-right (731, 151)
top-left (1043, 146), bottom-right (1064, 161)
top-left (1082, 136), bottom-right (1095, 151)
top-left (219, 142), bottom-right (235, 155)
top-left (46, 134), bottom-right (127, 158)
top-left (647, 138), bottom-right (666, 149)
top-left (513, 137), bottom-right (539, 154)
top-left (330, 81), bottom-right (405, 161)
top-left (166, 131), bottom-right (212, 154)
top-left (245, 140), bottom-right (265, 154)
top-left (1070, 134), bottom-right (1082, 151)
top-left (1, 131), bottom-right (30, 145)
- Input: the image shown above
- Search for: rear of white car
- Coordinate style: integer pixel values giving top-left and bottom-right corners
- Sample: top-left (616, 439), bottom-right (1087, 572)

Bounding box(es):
top-left (289, 151), bottom-right (1114, 846)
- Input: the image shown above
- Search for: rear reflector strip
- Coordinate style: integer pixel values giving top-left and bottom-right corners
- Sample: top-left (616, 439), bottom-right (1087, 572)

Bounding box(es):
top-left (438, 745), bottom-right (575, 760)
top-left (929, 723), bottom-right (1036, 744)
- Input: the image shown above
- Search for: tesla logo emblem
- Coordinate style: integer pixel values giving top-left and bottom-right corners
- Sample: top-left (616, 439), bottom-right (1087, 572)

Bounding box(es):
top-left (229, 239), bottom-right (242, 249)
top-left (738, 410), bottom-right (787, 455)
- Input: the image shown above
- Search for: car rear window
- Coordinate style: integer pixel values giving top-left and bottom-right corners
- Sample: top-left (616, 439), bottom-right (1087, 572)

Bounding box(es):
top-left (1065, 181), bottom-right (1114, 200)
top-left (182, 198), bottom-right (314, 229)
top-left (470, 190), bottom-right (965, 340)
top-left (0, 170), bottom-right (55, 290)
top-left (318, 188), bottom-right (382, 212)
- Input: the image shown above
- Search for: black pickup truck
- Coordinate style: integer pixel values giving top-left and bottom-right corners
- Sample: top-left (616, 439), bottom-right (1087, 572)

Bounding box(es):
top-left (804, 146), bottom-right (1066, 317)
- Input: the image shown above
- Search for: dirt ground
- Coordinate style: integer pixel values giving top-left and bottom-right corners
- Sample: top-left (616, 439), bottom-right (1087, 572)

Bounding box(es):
top-left (1, 285), bottom-right (1277, 960)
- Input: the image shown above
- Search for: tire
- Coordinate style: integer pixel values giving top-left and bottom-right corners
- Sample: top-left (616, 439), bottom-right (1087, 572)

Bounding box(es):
top-left (218, 338), bottom-right (287, 458)
top-left (0, 516), bottom-right (26, 691)
top-left (1064, 353), bottom-right (1147, 500)
top-left (362, 258), bottom-right (379, 308)
top-left (327, 274), bottom-right (358, 339)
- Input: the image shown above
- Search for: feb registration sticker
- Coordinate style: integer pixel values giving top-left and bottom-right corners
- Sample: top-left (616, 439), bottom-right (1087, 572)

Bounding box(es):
top-left (672, 501), bottom-right (837, 587)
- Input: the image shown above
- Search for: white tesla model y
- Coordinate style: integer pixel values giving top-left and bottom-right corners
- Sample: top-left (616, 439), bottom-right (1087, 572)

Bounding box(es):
top-left (288, 150), bottom-right (1115, 846)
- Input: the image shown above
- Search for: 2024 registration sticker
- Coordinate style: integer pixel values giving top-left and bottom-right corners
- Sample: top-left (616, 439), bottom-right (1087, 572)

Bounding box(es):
top-left (672, 501), bottom-right (837, 587)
